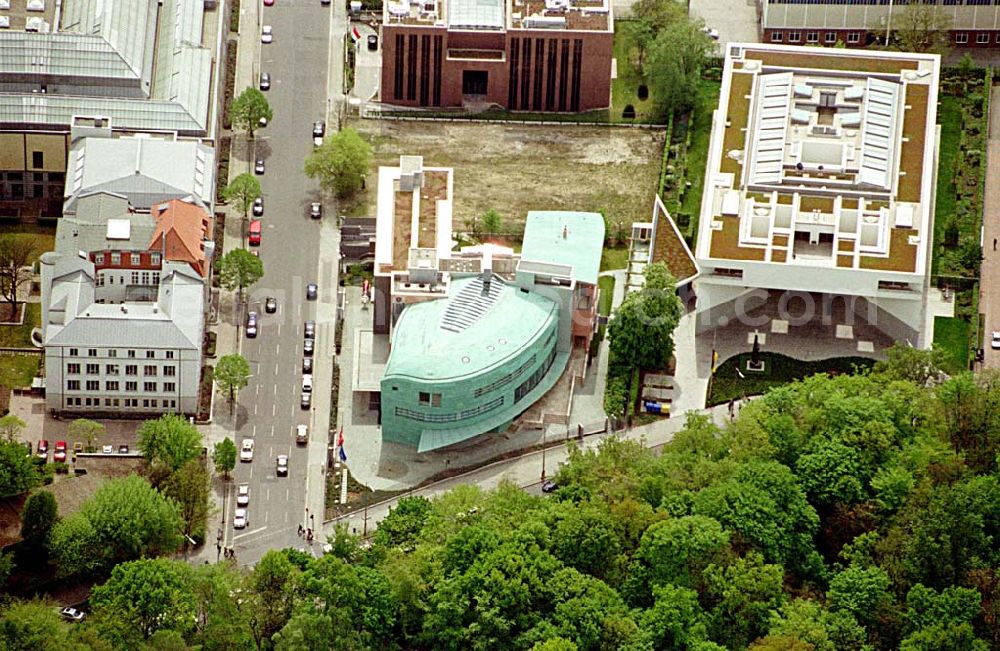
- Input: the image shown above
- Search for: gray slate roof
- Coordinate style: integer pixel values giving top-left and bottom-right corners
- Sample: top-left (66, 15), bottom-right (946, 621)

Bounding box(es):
top-left (55, 193), bottom-right (158, 257)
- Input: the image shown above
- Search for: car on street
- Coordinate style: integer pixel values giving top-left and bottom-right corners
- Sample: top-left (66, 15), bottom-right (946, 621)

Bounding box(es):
top-left (296, 424), bottom-right (308, 445)
top-left (993, 331), bottom-right (1000, 349)
top-left (249, 220), bottom-right (262, 246)
top-left (701, 26), bottom-right (720, 40)
top-left (237, 483), bottom-right (250, 507)
top-left (321, 0), bottom-right (330, 5)
top-left (300, 392), bottom-right (312, 409)
top-left (265, 296), bottom-right (277, 313)
top-left (310, 202), bottom-right (322, 219)
top-left (60, 607), bottom-right (85, 622)
top-left (302, 357), bottom-right (313, 373)
top-left (253, 197), bottom-right (264, 216)
top-left (240, 439), bottom-right (255, 462)
top-left (541, 480), bottom-right (558, 493)
top-left (302, 374), bottom-right (313, 393)
top-left (53, 441), bottom-right (67, 463)
top-left (102, 444), bottom-right (113, 454)
top-left (261, 25), bottom-right (273, 43)
top-left (304, 320), bottom-right (315, 339)
top-left (118, 444), bottom-right (129, 454)
top-left (276, 455), bottom-right (289, 476)
top-left (303, 339), bottom-right (314, 356)
top-left (367, 34), bottom-right (378, 51)
top-left (312, 120), bottom-right (325, 146)
top-left (234, 508), bottom-right (248, 529)
top-left (246, 311), bottom-right (258, 338)
top-left (255, 158), bottom-right (265, 175)
top-left (306, 282), bottom-right (317, 300)
top-left (259, 72), bottom-right (270, 91)
top-left (36, 440), bottom-right (49, 460)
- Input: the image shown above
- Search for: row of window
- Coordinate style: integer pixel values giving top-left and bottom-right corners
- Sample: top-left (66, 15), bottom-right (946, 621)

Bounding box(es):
top-left (65, 397), bottom-right (178, 409)
top-left (514, 346), bottom-right (558, 404)
top-left (395, 396), bottom-right (506, 423)
top-left (66, 348), bottom-right (175, 359)
top-left (95, 271), bottom-right (160, 288)
top-left (771, 31), bottom-right (861, 43)
top-left (65, 380), bottom-right (177, 393)
top-left (473, 354), bottom-right (537, 398)
top-left (66, 364), bottom-right (176, 376)
top-left (94, 252), bottom-right (161, 267)
top-left (767, 1), bottom-right (1000, 5)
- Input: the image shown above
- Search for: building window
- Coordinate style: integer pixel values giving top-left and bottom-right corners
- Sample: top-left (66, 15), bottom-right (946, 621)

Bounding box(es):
top-left (106, 364), bottom-right (119, 375)
top-left (141, 272), bottom-right (151, 285)
top-left (31, 151), bottom-right (43, 168)
top-left (788, 31), bottom-right (801, 42)
top-left (67, 380), bottom-right (80, 391)
top-left (144, 365), bottom-right (157, 376)
top-left (125, 365), bottom-right (138, 376)
top-left (847, 32), bottom-right (860, 44)
top-left (96, 275), bottom-right (105, 288)
top-left (956, 33), bottom-right (969, 44)
top-left (166, 351), bottom-right (174, 359)
top-left (143, 399), bottom-right (151, 408)
top-left (128, 350), bottom-right (136, 358)
top-left (770, 31), bottom-right (782, 42)
top-left (418, 392), bottom-right (430, 405)
top-left (164, 382), bottom-right (176, 392)
top-left (806, 32), bottom-right (819, 43)
top-left (130, 253), bottom-right (141, 266)
top-left (69, 348), bottom-right (78, 356)
top-left (131, 272), bottom-right (139, 284)
top-left (126, 381), bottom-right (137, 392)
top-left (86, 364), bottom-right (99, 374)
top-left (108, 350), bottom-right (117, 358)
top-left (106, 381), bottom-right (119, 391)
top-left (144, 382), bottom-right (157, 392)
top-left (95, 253), bottom-right (105, 264)
top-left (825, 32), bottom-right (836, 43)
top-left (86, 380), bottom-right (99, 391)
top-left (977, 33), bottom-right (989, 44)
top-left (111, 252), bottom-right (120, 265)
top-left (146, 350), bottom-right (155, 359)
top-left (151, 253), bottom-right (160, 265)
top-left (514, 346), bottom-right (558, 403)
top-left (164, 366), bottom-right (176, 377)
top-left (67, 363), bottom-right (80, 374)
top-left (88, 349), bottom-right (97, 357)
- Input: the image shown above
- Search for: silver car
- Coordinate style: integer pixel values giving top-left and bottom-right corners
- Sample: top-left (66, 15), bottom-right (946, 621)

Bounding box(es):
top-left (237, 483), bottom-right (250, 507)
top-left (234, 508), bottom-right (248, 529)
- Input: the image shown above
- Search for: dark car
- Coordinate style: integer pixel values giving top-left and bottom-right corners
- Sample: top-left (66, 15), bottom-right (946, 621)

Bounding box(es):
top-left (265, 296), bottom-right (277, 313)
top-left (118, 444), bottom-right (129, 454)
top-left (253, 197), bottom-right (264, 216)
top-left (36, 440), bottom-right (49, 460)
top-left (255, 159), bottom-right (265, 175)
top-left (303, 339), bottom-right (314, 356)
top-left (300, 392), bottom-right (312, 409)
top-left (367, 34), bottom-right (378, 51)
top-left (304, 320), bottom-right (315, 339)
top-left (541, 480), bottom-right (558, 494)
top-left (306, 283), bottom-right (318, 300)
top-left (302, 357), bottom-right (313, 373)
top-left (259, 72), bottom-right (271, 90)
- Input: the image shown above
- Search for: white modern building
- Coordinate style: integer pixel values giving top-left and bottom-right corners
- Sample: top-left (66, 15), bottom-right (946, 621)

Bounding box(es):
top-left (693, 44), bottom-right (940, 348)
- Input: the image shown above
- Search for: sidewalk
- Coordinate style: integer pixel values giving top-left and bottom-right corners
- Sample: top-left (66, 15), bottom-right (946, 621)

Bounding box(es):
top-left (980, 85), bottom-right (1000, 369)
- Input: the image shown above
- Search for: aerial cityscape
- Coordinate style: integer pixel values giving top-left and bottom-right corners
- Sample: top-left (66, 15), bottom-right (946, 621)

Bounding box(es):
top-left (0, 0), bottom-right (998, 648)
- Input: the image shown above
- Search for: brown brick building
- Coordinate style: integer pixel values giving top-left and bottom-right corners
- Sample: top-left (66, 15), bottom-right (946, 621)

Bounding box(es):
top-left (380, 0), bottom-right (612, 112)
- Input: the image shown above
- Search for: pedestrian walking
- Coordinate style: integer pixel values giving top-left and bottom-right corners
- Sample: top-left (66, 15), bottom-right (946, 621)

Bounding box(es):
top-left (994, 238), bottom-right (997, 251)
top-left (728, 399), bottom-right (735, 419)
top-left (297, 524), bottom-right (303, 537)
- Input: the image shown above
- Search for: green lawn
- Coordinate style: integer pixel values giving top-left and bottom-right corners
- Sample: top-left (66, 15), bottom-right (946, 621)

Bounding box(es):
top-left (601, 247), bottom-right (629, 272)
top-left (0, 303), bottom-right (39, 348)
top-left (0, 354), bottom-right (40, 389)
top-left (611, 21), bottom-right (659, 123)
top-left (598, 276), bottom-right (615, 316)
top-left (933, 316), bottom-right (970, 374)
top-left (708, 353), bottom-right (876, 406)
top-left (0, 228), bottom-right (55, 264)
top-left (932, 96), bottom-right (962, 276)
top-left (678, 79), bottom-right (721, 238)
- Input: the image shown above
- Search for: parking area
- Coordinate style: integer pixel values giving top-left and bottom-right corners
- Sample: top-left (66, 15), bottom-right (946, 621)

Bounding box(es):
top-left (351, 21), bottom-right (381, 103)
top-left (689, 0), bottom-right (760, 48)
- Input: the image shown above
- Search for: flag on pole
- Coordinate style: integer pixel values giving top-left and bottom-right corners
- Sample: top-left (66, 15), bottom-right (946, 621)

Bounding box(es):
top-left (337, 427), bottom-right (344, 448)
top-left (339, 446), bottom-right (348, 462)
top-left (350, 26), bottom-right (361, 44)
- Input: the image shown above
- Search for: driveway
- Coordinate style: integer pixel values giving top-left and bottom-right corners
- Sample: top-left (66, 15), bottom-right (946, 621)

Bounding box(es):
top-left (350, 22), bottom-right (380, 103)
top-left (689, 0), bottom-right (760, 47)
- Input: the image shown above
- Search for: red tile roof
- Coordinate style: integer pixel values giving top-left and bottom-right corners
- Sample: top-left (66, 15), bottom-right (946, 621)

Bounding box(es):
top-left (149, 199), bottom-right (212, 277)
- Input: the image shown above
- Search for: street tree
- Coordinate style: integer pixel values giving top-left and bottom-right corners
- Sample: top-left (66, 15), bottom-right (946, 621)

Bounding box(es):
top-left (243, 550), bottom-right (301, 649)
top-left (213, 437), bottom-right (237, 479)
top-left (137, 414), bottom-right (203, 474)
top-left (304, 127), bottom-right (372, 198)
top-left (0, 601), bottom-right (78, 649)
top-left (162, 458), bottom-right (211, 544)
top-left (215, 354), bottom-right (251, 408)
top-left (646, 20), bottom-right (714, 119)
top-left (216, 248), bottom-right (264, 300)
top-left (0, 413), bottom-right (25, 441)
top-left (20, 490), bottom-right (58, 543)
top-left (892, 4), bottom-right (953, 55)
top-left (630, 0), bottom-right (685, 68)
top-left (229, 87), bottom-right (273, 141)
top-left (0, 234), bottom-right (36, 315)
top-left (0, 440), bottom-right (40, 498)
top-left (221, 172), bottom-right (262, 223)
top-left (67, 417), bottom-right (105, 452)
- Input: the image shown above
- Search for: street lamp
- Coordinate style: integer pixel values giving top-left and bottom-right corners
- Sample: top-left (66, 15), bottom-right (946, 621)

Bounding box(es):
top-left (540, 427), bottom-right (547, 481)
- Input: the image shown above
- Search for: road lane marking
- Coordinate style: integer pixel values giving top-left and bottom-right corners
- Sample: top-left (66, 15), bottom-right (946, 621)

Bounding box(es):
top-left (273, 384), bottom-right (277, 396)
top-left (249, 465), bottom-right (253, 479)
top-left (252, 424), bottom-right (257, 436)
top-left (276, 344), bottom-right (280, 356)
top-left (272, 403), bottom-right (276, 416)
top-left (233, 526), bottom-right (267, 540)
top-left (265, 511), bottom-right (270, 524)
top-left (286, 488), bottom-right (290, 501)
top-left (275, 363), bottom-right (279, 375)
top-left (266, 487), bottom-right (271, 501)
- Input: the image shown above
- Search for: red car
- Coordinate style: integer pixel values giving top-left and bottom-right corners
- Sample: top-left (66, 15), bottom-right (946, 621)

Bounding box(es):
top-left (53, 441), bottom-right (67, 463)
top-left (264, 0), bottom-right (274, 5)
top-left (249, 220), bottom-right (262, 246)
top-left (36, 440), bottom-right (49, 460)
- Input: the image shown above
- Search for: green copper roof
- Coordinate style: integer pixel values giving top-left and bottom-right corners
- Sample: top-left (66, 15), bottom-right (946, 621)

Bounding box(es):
top-left (520, 211), bottom-right (605, 286)
top-left (384, 275), bottom-right (558, 381)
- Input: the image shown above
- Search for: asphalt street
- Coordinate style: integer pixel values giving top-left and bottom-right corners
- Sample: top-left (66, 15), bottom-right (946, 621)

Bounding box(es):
top-left (225, 0), bottom-right (337, 563)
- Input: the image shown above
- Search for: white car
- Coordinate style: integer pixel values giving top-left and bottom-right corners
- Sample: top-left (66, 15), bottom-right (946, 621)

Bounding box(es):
top-left (296, 424), bottom-right (308, 445)
top-left (302, 374), bottom-right (313, 393)
top-left (60, 607), bottom-right (85, 622)
top-left (261, 25), bottom-right (273, 43)
top-left (992, 331), bottom-right (1000, 349)
top-left (701, 26), bottom-right (720, 40)
top-left (240, 438), bottom-right (254, 462)
top-left (234, 508), bottom-right (248, 529)
top-left (276, 455), bottom-right (288, 476)
top-left (237, 483), bottom-right (250, 507)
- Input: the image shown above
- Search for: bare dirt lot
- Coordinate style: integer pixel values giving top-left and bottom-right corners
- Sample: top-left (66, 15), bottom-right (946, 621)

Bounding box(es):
top-left (350, 120), bottom-right (665, 231)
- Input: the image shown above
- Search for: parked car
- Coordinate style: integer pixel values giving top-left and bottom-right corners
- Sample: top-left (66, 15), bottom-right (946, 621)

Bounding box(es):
top-left (312, 120), bottom-right (325, 146)
top-left (246, 311), bottom-right (258, 338)
top-left (249, 220), bottom-right (262, 246)
top-left (367, 34), bottom-right (378, 51)
top-left (265, 296), bottom-right (277, 313)
top-left (234, 508), bottom-right (248, 529)
top-left (306, 283), bottom-right (318, 300)
top-left (60, 607), bottom-right (85, 622)
top-left (259, 72), bottom-right (270, 91)
top-left (310, 202), bottom-right (322, 219)
top-left (301, 392), bottom-right (312, 409)
top-left (255, 158), bottom-right (266, 175)
top-left (261, 25), bottom-right (273, 43)
top-left (303, 339), bottom-right (314, 356)
top-left (118, 444), bottom-right (129, 454)
top-left (302, 374), bottom-right (313, 393)
top-left (253, 197), bottom-right (264, 216)
top-left (237, 483), bottom-right (250, 507)
top-left (240, 439), bottom-right (255, 462)
top-left (541, 480), bottom-right (558, 494)
top-left (53, 441), bottom-right (67, 463)
top-left (304, 320), bottom-right (315, 339)
top-left (36, 440), bottom-right (49, 460)
top-left (276, 455), bottom-right (289, 476)
top-left (296, 424), bottom-right (308, 445)
top-left (264, 0), bottom-right (274, 6)
top-left (102, 444), bottom-right (113, 454)
top-left (701, 26), bottom-right (720, 40)
top-left (992, 331), bottom-right (1000, 349)
top-left (302, 357), bottom-right (313, 373)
